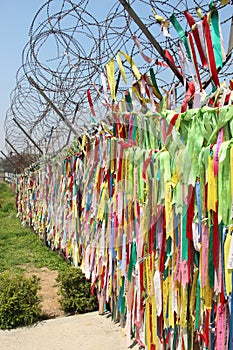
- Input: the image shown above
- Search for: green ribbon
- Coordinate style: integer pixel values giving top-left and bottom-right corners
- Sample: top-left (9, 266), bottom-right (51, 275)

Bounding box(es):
top-left (208, 106), bottom-right (233, 144)
top-left (128, 241), bottom-right (137, 281)
top-left (172, 324), bottom-right (178, 350)
top-left (218, 145), bottom-right (231, 224)
top-left (170, 13), bottom-right (191, 59)
top-left (209, 0), bottom-right (215, 9)
top-left (147, 117), bottom-right (154, 150)
top-left (143, 118), bottom-right (150, 149)
top-left (125, 90), bottom-right (133, 112)
top-left (73, 141), bottom-right (80, 153)
top-left (198, 147), bottom-right (206, 213)
top-left (164, 237), bottom-right (172, 279)
top-left (173, 181), bottom-right (183, 215)
top-left (182, 203), bottom-right (188, 261)
top-left (132, 116), bottom-right (137, 141)
top-left (136, 115), bottom-right (143, 147)
top-left (113, 122), bottom-right (117, 137)
top-left (186, 110), bottom-right (204, 180)
top-left (158, 150), bottom-right (171, 202)
top-left (128, 149), bottom-right (134, 198)
top-left (210, 8), bottom-right (223, 68)
top-left (182, 148), bottom-right (192, 187)
top-left (135, 149), bottom-right (146, 203)
top-left (119, 276), bottom-right (126, 315)
top-left (195, 277), bottom-right (201, 330)
top-left (200, 107), bottom-right (218, 143)
top-left (149, 67), bottom-right (162, 99)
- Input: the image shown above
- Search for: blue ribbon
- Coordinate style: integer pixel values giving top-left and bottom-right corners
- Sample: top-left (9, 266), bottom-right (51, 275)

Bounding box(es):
top-left (229, 273), bottom-right (233, 349)
top-left (195, 181), bottom-right (202, 242)
top-left (222, 226), bottom-right (227, 299)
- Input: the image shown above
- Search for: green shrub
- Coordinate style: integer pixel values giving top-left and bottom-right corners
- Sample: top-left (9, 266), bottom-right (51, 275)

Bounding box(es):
top-left (1, 202), bottom-right (15, 213)
top-left (0, 271), bottom-right (42, 329)
top-left (56, 267), bottom-right (98, 314)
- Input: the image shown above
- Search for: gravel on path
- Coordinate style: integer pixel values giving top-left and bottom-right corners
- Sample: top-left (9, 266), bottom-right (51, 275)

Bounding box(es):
top-left (0, 311), bottom-right (141, 350)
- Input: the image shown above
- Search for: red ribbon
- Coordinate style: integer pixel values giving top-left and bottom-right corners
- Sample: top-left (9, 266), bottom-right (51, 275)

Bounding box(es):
top-left (186, 185), bottom-right (194, 240)
top-left (164, 49), bottom-right (176, 66)
top-left (166, 113), bottom-right (179, 138)
top-left (142, 153), bottom-right (152, 182)
top-left (150, 220), bottom-right (156, 255)
top-left (101, 265), bottom-right (106, 288)
top-left (202, 15), bottom-right (220, 87)
top-left (156, 60), bottom-right (171, 68)
top-left (184, 11), bottom-right (208, 68)
top-left (204, 309), bottom-right (210, 347)
top-left (156, 49), bottom-right (181, 70)
top-left (142, 74), bottom-right (151, 99)
top-left (87, 89), bottom-right (96, 116)
top-left (117, 144), bottom-right (123, 181)
top-left (159, 207), bottom-right (167, 273)
top-left (181, 81), bottom-right (195, 112)
top-left (213, 204), bottom-right (219, 269)
top-left (188, 32), bottom-right (203, 90)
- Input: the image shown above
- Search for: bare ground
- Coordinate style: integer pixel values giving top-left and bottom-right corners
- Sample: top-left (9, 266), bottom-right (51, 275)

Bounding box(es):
top-left (24, 267), bottom-right (64, 319)
top-left (0, 267), bottom-right (141, 350)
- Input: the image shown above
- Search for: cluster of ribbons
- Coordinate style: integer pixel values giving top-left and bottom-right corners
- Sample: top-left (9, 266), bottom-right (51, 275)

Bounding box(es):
top-left (16, 103), bottom-right (233, 349)
top-left (88, 1), bottom-right (232, 118)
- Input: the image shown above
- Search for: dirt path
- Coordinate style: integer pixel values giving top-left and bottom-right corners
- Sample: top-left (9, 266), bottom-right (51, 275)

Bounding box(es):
top-left (0, 267), bottom-right (141, 350)
top-left (0, 312), bottom-right (141, 350)
top-left (24, 267), bottom-right (64, 318)
top-left (0, 312), bottom-right (139, 350)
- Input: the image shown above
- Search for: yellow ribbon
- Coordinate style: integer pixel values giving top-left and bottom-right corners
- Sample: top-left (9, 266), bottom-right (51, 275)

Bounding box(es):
top-left (132, 85), bottom-right (150, 104)
top-left (190, 269), bottom-right (199, 319)
top-left (163, 278), bottom-right (169, 328)
top-left (110, 138), bottom-right (115, 174)
top-left (119, 50), bottom-right (141, 81)
top-left (204, 282), bottom-right (212, 309)
top-left (116, 52), bottom-right (127, 85)
top-left (165, 182), bottom-right (174, 239)
top-left (168, 274), bottom-right (174, 328)
top-left (97, 183), bottom-right (107, 220)
top-left (180, 286), bottom-right (188, 328)
top-left (102, 123), bottom-right (113, 136)
top-left (81, 134), bottom-right (87, 154)
top-left (152, 8), bottom-right (169, 27)
top-left (224, 233), bottom-right (232, 295)
top-left (151, 295), bottom-right (158, 346)
top-left (207, 154), bottom-right (217, 211)
top-left (196, 7), bottom-right (203, 19)
top-left (106, 58), bottom-right (116, 101)
top-left (146, 299), bottom-right (151, 350)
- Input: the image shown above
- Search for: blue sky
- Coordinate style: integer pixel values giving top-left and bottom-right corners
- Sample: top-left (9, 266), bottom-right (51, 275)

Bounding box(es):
top-left (0, 0), bottom-right (117, 154)
top-left (0, 1), bottom-right (43, 153)
top-left (0, 1), bottom-right (232, 155)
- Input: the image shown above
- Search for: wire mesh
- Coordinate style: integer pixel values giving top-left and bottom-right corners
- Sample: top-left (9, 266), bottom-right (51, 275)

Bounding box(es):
top-left (4, 0), bottom-right (233, 165)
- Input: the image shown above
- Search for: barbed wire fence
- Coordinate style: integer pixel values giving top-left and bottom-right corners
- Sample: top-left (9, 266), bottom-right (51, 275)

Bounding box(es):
top-left (3, 0), bottom-right (233, 171)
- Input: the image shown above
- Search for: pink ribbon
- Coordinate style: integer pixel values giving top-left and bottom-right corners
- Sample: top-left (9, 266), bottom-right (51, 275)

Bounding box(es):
top-left (132, 34), bottom-right (153, 63)
top-left (214, 128), bottom-right (224, 177)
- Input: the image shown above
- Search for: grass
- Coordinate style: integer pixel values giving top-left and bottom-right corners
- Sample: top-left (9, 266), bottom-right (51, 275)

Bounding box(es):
top-left (0, 182), bottom-right (67, 273)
